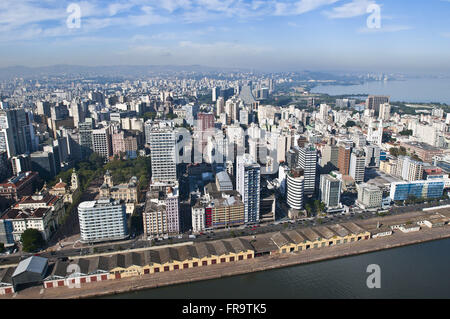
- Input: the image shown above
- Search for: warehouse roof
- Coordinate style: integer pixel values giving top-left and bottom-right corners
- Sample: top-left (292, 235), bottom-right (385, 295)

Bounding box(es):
top-left (12, 256), bottom-right (48, 278)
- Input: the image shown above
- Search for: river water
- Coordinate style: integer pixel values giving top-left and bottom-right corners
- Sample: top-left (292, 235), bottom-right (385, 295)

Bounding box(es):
top-left (103, 238), bottom-right (450, 299)
top-left (311, 78), bottom-right (450, 104)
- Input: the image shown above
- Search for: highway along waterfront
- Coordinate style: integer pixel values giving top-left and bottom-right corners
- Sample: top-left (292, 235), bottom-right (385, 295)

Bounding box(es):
top-left (104, 238), bottom-right (450, 299)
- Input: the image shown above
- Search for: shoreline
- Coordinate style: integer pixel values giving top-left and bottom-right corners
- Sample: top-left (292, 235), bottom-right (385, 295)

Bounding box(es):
top-left (3, 225), bottom-right (450, 299)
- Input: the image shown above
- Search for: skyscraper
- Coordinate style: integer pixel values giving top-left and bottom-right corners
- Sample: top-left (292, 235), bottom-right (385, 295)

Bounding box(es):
top-left (337, 144), bottom-right (352, 175)
top-left (149, 121), bottom-right (177, 184)
top-left (297, 144), bottom-right (317, 196)
top-left (78, 119), bottom-right (94, 159)
top-left (236, 154), bottom-right (261, 223)
top-left (350, 149), bottom-right (366, 183)
top-left (287, 168), bottom-right (304, 210)
top-left (366, 95), bottom-right (390, 116)
top-left (319, 174), bottom-right (342, 209)
top-left (91, 126), bottom-right (112, 160)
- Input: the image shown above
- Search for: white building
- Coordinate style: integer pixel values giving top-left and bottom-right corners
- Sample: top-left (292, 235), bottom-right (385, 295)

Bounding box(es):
top-left (148, 121), bottom-right (177, 184)
top-left (191, 206), bottom-right (205, 234)
top-left (78, 199), bottom-right (128, 243)
top-left (319, 174), bottom-right (342, 209)
top-left (350, 149), bottom-right (366, 183)
top-left (287, 168), bottom-right (305, 210)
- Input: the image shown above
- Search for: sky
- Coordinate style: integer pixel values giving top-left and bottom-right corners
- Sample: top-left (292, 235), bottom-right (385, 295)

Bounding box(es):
top-left (1, 0), bottom-right (450, 74)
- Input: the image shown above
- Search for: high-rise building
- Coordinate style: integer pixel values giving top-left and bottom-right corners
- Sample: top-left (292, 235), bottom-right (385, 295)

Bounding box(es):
top-left (78, 119), bottom-right (94, 159)
top-left (216, 97), bottom-right (225, 117)
top-left (0, 109), bottom-right (35, 157)
top-left (212, 86), bottom-right (220, 102)
top-left (337, 145), bottom-right (352, 175)
top-left (287, 168), bottom-right (304, 211)
top-left (321, 143), bottom-right (339, 169)
top-left (366, 95), bottom-right (390, 116)
top-left (91, 127), bottom-right (112, 160)
top-left (350, 149), bottom-right (366, 183)
top-left (191, 205), bottom-right (205, 234)
top-left (297, 144), bottom-right (317, 196)
top-left (319, 174), bottom-right (342, 209)
top-left (148, 121), bottom-right (177, 184)
top-left (78, 199), bottom-right (128, 243)
top-left (379, 103), bottom-right (391, 121)
top-left (236, 154), bottom-right (261, 223)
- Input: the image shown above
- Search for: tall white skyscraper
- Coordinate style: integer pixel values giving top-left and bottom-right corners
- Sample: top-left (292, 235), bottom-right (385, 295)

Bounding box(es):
top-left (236, 154), bottom-right (261, 223)
top-left (149, 121), bottom-right (177, 184)
top-left (287, 168), bottom-right (305, 210)
top-left (297, 144), bottom-right (317, 196)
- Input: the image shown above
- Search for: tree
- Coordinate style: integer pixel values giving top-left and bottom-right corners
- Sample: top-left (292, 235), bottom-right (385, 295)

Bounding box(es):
top-left (21, 229), bottom-right (45, 252)
top-left (399, 146), bottom-right (407, 156)
top-left (0, 242), bottom-right (5, 253)
top-left (345, 120), bottom-right (356, 128)
top-left (389, 147), bottom-right (399, 157)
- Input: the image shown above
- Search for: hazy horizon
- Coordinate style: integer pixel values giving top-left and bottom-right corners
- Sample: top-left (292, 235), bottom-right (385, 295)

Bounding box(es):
top-left (1, 0), bottom-right (450, 74)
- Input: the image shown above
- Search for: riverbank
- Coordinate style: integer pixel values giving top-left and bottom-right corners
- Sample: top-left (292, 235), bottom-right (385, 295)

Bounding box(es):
top-left (3, 224), bottom-right (450, 299)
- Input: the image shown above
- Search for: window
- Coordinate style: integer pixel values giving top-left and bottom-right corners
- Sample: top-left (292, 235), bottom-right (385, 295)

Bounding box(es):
top-left (202, 261), bottom-right (208, 266)
top-left (164, 266), bottom-right (170, 272)
top-left (230, 257), bottom-right (235, 262)
top-left (154, 267), bottom-right (160, 273)
top-left (220, 258), bottom-right (226, 263)
top-left (183, 263), bottom-right (189, 269)
top-left (238, 255), bottom-right (244, 260)
top-left (247, 254), bottom-right (252, 259)
top-left (193, 262), bottom-right (198, 267)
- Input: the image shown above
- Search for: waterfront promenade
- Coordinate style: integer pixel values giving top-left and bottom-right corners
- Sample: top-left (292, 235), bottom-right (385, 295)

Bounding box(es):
top-left (2, 220), bottom-right (450, 299)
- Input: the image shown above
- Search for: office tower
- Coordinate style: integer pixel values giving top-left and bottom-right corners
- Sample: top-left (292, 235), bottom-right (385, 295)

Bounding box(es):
top-left (78, 199), bottom-right (128, 243)
top-left (70, 101), bottom-right (84, 128)
top-left (78, 119), bottom-right (94, 159)
top-left (318, 104), bottom-right (330, 122)
top-left (212, 86), bottom-right (220, 102)
top-left (364, 144), bottom-right (381, 167)
top-left (337, 145), bottom-right (352, 175)
top-left (366, 95), bottom-right (390, 116)
top-left (149, 122), bottom-right (177, 184)
top-left (10, 154), bottom-right (31, 176)
top-left (319, 174), bottom-right (342, 209)
top-left (297, 144), bottom-right (317, 196)
top-left (30, 150), bottom-right (57, 180)
top-left (216, 96), bottom-right (225, 117)
top-left (92, 127), bottom-right (112, 159)
top-left (379, 103), bottom-right (391, 121)
top-left (236, 154), bottom-right (261, 223)
top-left (36, 101), bottom-right (51, 117)
top-left (0, 109), bottom-right (35, 157)
top-left (0, 152), bottom-right (9, 182)
top-left (287, 148), bottom-right (298, 168)
top-left (287, 168), bottom-right (304, 210)
top-left (321, 143), bottom-right (339, 169)
top-left (350, 149), bottom-right (366, 183)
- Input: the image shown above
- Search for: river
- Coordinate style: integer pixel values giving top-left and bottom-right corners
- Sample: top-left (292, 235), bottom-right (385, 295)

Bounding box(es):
top-left (311, 78), bottom-right (450, 104)
top-left (103, 238), bottom-right (450, 299)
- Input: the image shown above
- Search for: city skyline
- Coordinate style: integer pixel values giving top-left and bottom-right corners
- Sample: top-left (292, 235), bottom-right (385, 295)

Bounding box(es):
top-left (1, 0), bottom-right (450, 74)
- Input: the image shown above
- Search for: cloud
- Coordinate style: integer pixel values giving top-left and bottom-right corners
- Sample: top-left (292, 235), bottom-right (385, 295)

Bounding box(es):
top-left (324, 0), bottom-right (377, 19)
top-left (275, 0), bottom-right (340, 16)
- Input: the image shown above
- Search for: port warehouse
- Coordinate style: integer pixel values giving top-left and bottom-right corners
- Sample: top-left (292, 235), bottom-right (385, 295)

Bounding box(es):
top-left (1, 216), bottom-right (449, 294)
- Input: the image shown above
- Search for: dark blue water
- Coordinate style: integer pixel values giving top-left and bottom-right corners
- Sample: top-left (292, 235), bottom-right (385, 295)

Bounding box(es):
top-left (311, 78), bottom-right (450, 104)
top-left (104, 238), bottom-right (450, 299)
